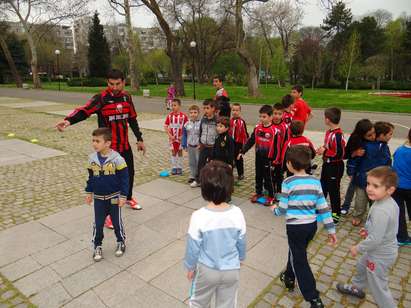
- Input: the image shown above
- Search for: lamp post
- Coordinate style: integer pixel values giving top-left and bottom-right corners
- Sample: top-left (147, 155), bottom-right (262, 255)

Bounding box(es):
top-left (189, 41), bottom-right (196, 100)
top-left (55, 49), bottom-right (61, 91)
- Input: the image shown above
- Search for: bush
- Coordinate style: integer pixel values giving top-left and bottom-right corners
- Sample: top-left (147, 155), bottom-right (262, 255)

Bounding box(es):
top-left (316, 80), bottom-right (342, 89)
top-left (380, 81), bottom-right (411, 90)
top-left (67, 77), bottom-right (107, 87)
top-left (348, 80), bottom-right (373, 90)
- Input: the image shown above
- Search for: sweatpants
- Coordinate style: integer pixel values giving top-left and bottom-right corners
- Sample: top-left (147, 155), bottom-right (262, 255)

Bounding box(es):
top-left (284, 222), bottom-right (319, 302)
top-left (352, 253), bottom-right (397, 308)
top-left (393, 188), bottom-right (411, 241)
top-left (119, 148), bottom-right (134, 201)
top-left (189, 263), bottom-right (239, 308)
top-left (188, 146), bottom-right (200, 180)
top-left (233, 142), bottom-right (244, 177)
top-left (342, 179), bottom-right (355, 209)
top-left (320, 161), bottom-right (344, 216)
top-left (93, 198), bottom-right (125, 248)
top-left (352, 187), bottom-right (370, 221)
top-left (255, 154), bottom-right (274, 197)
top-left (272, 164), bottom-right (283, 195)
top-left (196, 146), bottom-right (213, 182)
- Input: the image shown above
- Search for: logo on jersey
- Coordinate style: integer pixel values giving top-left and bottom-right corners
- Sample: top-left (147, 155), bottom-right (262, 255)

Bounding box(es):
top-left (116, 104), bottom-right (123, 113)
top-left (265, 133), bottom-right (271, 139)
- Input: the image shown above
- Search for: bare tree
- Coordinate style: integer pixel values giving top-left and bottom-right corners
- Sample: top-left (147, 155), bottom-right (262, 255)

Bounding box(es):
top-left (0, 23), bottom-right (23, 87)
top-left (2, 0), bottom-right (86, 88)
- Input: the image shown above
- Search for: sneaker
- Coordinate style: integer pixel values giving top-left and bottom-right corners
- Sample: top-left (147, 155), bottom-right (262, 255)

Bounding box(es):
top-left (336, 282), bottom-right (365, 299)
top-left (188, 178), bottom-right (195, 184)
top-left (171, 168), bottom-right (177, 175)
top-left (115, 242), bottom-right (126, 257)
top-left (105, 216), bottom-right (114, 229)
top-left (93, 246), bottom-right (103, 262)
top-left (177, 168), bottom-right (183, 175)
top-left (238, 175), bottom-right (244, 181)
top-left (250, 194), bottom-right (263, 203)
top-left (332, 213), bottom-right (340, 224)
top-left (190, 181), bottom-right (200, 188)
top-left (280, 272), bottom-right (295, 291)
top-left (263, 197), bottom-right (275, 207)
top-left (398, 237), bottom-right (411, 246)
top-left (341, 204), bottom-right (350, 215)
top-left (309, 298), bottom-right (324, 308)
top-left (128, 198), bottom-right (142, 210)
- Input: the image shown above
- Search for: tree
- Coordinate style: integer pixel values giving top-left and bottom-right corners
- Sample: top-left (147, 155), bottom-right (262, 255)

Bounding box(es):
top-left (338, 29), bottom-right (360, 91)
top-left (0, 23), bottom-right (23, 87)
top-left (368, 9), bottom-right (392, 28)
top-left (144, 49), bottom-right (170, 84)
top-left (384, 19), bottom-right (404, 80)
top-left (88, 12), bottom-right (111, 78)
top-left (353, 16), bottom-right (385, 62)
top-left (362, 55), bottom-right (386, 89)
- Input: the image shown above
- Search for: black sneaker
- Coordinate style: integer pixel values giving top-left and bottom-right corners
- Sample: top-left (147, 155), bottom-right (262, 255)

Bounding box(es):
top-left (336, 282), bottom-right (365, 299)
top-left (341, 204), bottom-right (350, 215)
top-left (332, 213), bottom-right (340, 224)
top-left (93, 246), bottom-right (103, 262)
top-left (115, 242), bottom-right (126, 257)
top-left (280, 272), bottom-right (295, 291)
top-left (238, 175), bottom-right (244, 181)
top-left (310, 298), bottom-right (324, 308)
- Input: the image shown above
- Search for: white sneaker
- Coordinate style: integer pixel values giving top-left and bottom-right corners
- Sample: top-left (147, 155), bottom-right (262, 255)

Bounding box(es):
top-left (190, 181), bottom-right (199, 188)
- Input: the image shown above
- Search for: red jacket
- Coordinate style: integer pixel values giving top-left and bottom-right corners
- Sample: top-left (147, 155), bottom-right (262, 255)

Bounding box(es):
top-left (292, 98), bottom-right (311, 124)
top-left (323, 128), bottom-right (346, 163)
top-left (272, 120), bottom-right (290, 147)
top-left (282, 111), bottom-right (293, 125)
top-left (281, 135), bottom-right (316, 165)
top-left (229, 117), bottom-right (248, 145)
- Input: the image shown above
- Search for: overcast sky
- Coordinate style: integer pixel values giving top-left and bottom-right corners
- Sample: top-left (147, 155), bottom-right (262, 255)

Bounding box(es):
top-left (97, 0), bottom-right (410, 27)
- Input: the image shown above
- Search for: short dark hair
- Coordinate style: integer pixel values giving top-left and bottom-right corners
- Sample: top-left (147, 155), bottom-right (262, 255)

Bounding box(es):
top-left (281, 94), bottom-right (294, 108)
top-left (203, 99), bottom-right (216, 108)
top-left (232, 103), bottom-right (241, 110)
top-left (367, 166), bottom-right (398, 189)
top-left (324, 107), bottom-right (341, 124)
top-left (200, 160), bottom-right (234, 204)
top-left (374, 121), bottom-right (394, 137)
top-left (107, 69), bottom-right (124, 81)
top-left (290, 120), bottom-right (305, 136)
top-left (172, 98), bottom-right (182, 105)
top-left (408, 128), bottom-right (411, 144)
top-left (286, 145), bottom-right (311, 171)
top-left (292, 85), bottom-right (303, 95)
top-left (213, 75), bottom-right (223, 83)
top-left (259, 104), bottom-right (273, 116)
top-left (273, 103), bottom-right (284, 111)
top-left (92, 127), bottom-right (112, 142)
top-left (217, 116), bottom-right (230, 128)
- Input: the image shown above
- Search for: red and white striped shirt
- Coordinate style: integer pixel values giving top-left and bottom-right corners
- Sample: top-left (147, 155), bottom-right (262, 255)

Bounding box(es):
top-left (164, 112), bottom-right (188, 141)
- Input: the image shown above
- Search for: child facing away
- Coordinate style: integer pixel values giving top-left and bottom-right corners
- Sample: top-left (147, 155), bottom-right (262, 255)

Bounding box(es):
top-left (348, 121), bottom-right (394, 226)
top-left (191, 99), bottom-right (218, 188)
top-left (290, 85), bottom-right (312, 125)
top-left (212, 117), bottom-right (235, 167)
top-left (184, 161), bottom-right (246, 308)
top-left (341, 119), bottom-right (376, 215)
top-left (392, 128), bottom-right (411, 246)
top-left (337, 167), bottom-right (399, 308)
top-left (230, 103), bottom-right (249, 180)
top-left (317, 107), bottom-right (346, 224)
top-left (239, 105), bottom-right (282, 206)
top-left (281, 94), bottom-right (294, 125)
top-left (164, 98), bottom-right (188, 175)
top-left (182, 105), bottom-right (201, 184)
top-left (271, 145), bottom-right (337, 308)
top-left (85, 128), bottom-right (129, 261)
top-left (166, 83), bottom-right (176, 111)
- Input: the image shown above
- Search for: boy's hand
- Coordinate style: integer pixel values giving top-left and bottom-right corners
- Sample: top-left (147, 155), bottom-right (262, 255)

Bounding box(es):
top-left (237, 153), bottom-right (243, 160)
top-left (316, 146), bottom-right (325, 155)
top-left (55, 119), bottom-right (70, 132)
top-left (118, 198), bottom-right (126, 207)
top-left (187, 271), bottom-right (195, 281)
top-left (359, 228), bottom-right (368, 239)
top-left (85, 194), bottom-right (92, 205)
top-left (269, 204), bottom-right (277, 212)
top-left (350, 245), bottom-right (359, 257)
top-left (328, 233), bottom-right (337, 246)
top-left (352, 148), bottom-right (365, 157)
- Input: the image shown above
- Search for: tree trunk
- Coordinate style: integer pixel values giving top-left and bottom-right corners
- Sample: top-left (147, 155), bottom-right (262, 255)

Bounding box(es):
top-left (124, 0), bottom-right (139, 91)
top-left (390, 47), bottom-right (394, 81)
top-left (0, 34), bottom-right (23, 88)
top-left (169, 51), bottom-right (185, 96)
top-left (25, 30), bottom-right (41, 88)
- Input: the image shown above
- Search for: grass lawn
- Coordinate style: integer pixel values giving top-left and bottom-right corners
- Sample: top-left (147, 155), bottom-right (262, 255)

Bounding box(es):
top-left (1, 82), bottom-right (411, 113)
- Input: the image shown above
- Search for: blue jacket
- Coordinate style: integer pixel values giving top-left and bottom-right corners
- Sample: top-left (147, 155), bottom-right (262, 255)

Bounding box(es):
top-left (393, 144), bottom-right (411, 189)
top-left (85, 150), bottom-right (129, 199)
top-left (347, 141), bottom-right (391, 188)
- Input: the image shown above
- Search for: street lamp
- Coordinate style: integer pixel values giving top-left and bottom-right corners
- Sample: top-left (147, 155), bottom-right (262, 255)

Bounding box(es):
top-left (189, 41), bottom-right (196, 100)
top-left (55, 49), bottom-right (61, 91)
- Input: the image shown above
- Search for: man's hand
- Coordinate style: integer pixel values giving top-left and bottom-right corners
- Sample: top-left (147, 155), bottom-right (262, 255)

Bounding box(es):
top-left (137, 141), bottom-right (146, 155)
top-left (56, 120), bottom-right (70, 132)
top-left (119, 198), bottom-right (126, 207)
top-left (316, 146), bottom-right (325, 155)
top-left (85, 194), bottom-right (92, 205)
top-left (350, 245), bottom-right (359, 257)
top-left (359, 228), bottom-right (368, 239)
top-left (187, 271), bottom-right (195, 281)
top-left (328, 233), bottom-right (337, 246)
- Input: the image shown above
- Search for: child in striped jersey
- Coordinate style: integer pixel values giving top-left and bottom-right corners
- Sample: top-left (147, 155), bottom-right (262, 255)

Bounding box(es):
top-left (271, 145), bottom-right (337, 308)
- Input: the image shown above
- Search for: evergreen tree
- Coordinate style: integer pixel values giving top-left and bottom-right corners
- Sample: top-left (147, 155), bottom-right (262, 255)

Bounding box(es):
top-left (88, 12), bottom-right (111, 77)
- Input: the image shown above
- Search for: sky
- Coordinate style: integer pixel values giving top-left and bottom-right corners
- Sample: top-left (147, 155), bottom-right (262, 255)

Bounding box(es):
top-left (97, 0), bottom-right (411, 27)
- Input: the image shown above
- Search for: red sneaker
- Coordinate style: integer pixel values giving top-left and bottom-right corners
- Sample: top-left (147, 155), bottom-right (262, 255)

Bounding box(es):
top-left (127, 198), bottom-right (142, 210)
top-left (105, 216), bottom-right (114, 229)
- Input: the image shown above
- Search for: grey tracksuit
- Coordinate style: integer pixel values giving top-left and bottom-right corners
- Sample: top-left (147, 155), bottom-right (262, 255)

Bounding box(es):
top-left (352, 196), bottom-right (399, 308)
top-left (184, 119), bottom-right (201, 179)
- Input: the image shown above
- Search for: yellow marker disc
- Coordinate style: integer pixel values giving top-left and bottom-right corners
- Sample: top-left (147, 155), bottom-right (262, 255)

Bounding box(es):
top-left (7, 133), bottom-right (15, 137)
top-left (30, 138), bottom-right (39, 143)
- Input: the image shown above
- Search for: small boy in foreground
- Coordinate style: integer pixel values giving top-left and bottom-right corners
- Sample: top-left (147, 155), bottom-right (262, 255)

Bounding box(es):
top-left (337, 166), bottom-right (399, 308)
top-left (212, 116), bottom-right (235, 167)
top-left (271, 145), bottom-right (337, 308)
top-left (85, 128), bottom-right (129, 261)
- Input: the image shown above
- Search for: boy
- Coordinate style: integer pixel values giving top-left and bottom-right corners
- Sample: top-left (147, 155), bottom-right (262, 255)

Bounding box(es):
top-left (337, 167), bottom-right (399, 308)
top-left (213, 75), bottom-right (229, 100)
top-left (317, 107), bottom-right (346, 224)
top-left (290, 85), bottom-right (312, 125)
top-left (271, 145), bottom-right (337, 308)
top-left (239, 105), bottom-right (281, 205)
top-left (230, 103), bottom-right (248, 180)
top-left (348, 121), bottom-right (394, 226)
top-left (281, 94), bottom-right (294, 125)
top-left (184, 161), bottom-right (246, 308)
top-left (85, 128), bottom-right (128, 261)
top-left (212, 117), bottom-right (235, 167)
top-left (191, 99), bottom-right (217, 188)
top-left (215, 96), bottom-right (231, 117)
top-left (182, 105), bottom-right (201, 184)
top-left (164, 98), bottom-right (188, 175)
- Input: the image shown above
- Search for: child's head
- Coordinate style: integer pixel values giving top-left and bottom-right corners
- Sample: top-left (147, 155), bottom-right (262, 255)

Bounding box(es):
top-left (200, 160), bottom-right (234, 205)
top-left (231, 103), bottom-right (241, 118)
top-left (286, 145), bottom-right (311, 173)
top-left (92, 128), bottom-right (111, 153)
top-left (272, 103), bottom-right (284, 124)
top-left (203, 99), bottom-right (216, 118)
top-left (290, 120), bottom-right (305, 137)
top-left (171, 98), bottom-right (181, 112)
top-left (212, 75), bottom-right (223, 89)
top-left (259, 105), bottom-right (273, 126)
top-left (366, 166), bottom-right (398, 201)
top-left (291, 85), bottom-right (303, 99)
top-left (352, 119), bottom-right (375, 142)
top-left (281, 94), bottom-right (294, 112)
top-left (216, 117), bottom-right (230, 134)
top-left (324, 107), bottom-right (341, 126)
top-left (188, 105), bottom-right (200, 121)
top-left (374, 121), bottom-right (394, 143)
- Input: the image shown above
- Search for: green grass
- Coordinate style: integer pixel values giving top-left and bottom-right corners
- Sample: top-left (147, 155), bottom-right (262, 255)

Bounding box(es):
top-left (2, 82), bottom-right (411, 113)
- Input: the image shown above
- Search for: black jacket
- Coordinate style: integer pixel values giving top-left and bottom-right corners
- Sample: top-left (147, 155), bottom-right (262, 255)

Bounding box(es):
top-left (212, 132), bottom-right (235, 166)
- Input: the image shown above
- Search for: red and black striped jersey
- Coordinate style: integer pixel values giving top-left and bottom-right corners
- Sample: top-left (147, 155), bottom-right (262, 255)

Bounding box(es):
top-left (272, 120), bottom-right (290, 147)
top-left (229, 117), bottom-right (248, 145)
top-left (65, 88), bottom-right (143, 153)
top-left (282, 111), bottom-right (293, 125)
top-left (323, 128), bottom-right (346, 163)
top-left (281, 136), bottom-right (316, 165)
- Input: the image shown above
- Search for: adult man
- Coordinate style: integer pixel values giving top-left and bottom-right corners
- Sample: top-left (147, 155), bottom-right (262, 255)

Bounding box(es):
top-left (56, 69), bottom-right (146, 227)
